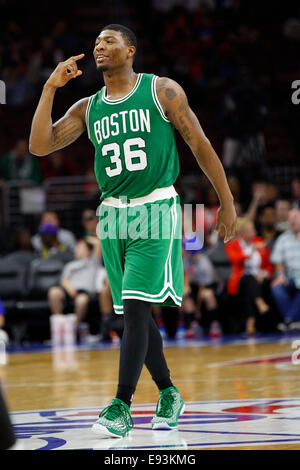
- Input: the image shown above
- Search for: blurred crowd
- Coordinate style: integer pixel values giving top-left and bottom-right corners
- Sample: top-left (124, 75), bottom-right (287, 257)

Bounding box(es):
top-left (1, 0), bottom-right (300, 345)
top-left (1, 0), bottom-right (300, 160)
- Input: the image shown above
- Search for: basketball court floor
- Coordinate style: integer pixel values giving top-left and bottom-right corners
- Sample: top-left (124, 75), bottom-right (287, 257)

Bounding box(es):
top-left (2, 332), bottom-right (300, 450)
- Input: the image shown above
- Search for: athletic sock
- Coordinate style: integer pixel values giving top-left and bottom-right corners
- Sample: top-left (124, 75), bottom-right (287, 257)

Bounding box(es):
top-left (116, 384), bottom-right (135, 407)
top-left (155, 377), bottom-right (173, 391)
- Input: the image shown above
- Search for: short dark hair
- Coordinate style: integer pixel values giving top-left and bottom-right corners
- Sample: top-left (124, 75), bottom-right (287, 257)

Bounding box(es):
top-left (257, 203), bottom-right (275, 217)
top-left (101, 24), bottom-right (137, 49)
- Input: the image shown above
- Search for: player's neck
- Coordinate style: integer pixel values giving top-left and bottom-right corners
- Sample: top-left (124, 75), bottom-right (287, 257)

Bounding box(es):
top-left (102, 68), bottom-right (138, 100)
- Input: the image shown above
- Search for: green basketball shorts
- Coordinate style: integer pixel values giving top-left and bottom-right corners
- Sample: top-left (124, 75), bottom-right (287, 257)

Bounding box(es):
top-left (98, 188), bottom-right (184, 315)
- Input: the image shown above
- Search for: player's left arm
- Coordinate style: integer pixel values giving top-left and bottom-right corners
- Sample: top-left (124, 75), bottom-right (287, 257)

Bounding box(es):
top-left (156, 77), bottom-right (237, 242)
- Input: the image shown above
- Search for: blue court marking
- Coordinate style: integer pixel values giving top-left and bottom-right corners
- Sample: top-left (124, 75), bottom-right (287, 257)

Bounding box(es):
top-left (10, 397), bottom-right (300, 416)
top-left (6, 331), bottom-right (300, 355)
top-left (33, 437), bottom-right (67, 450)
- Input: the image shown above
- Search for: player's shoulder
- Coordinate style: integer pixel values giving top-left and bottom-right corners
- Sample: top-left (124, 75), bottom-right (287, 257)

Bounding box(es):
top-left (155, 76), bottom-right (186, 101)
top-left (156, 76), bottom-right (182, 90)
top-left (67, 96), bottom-right (90, 121)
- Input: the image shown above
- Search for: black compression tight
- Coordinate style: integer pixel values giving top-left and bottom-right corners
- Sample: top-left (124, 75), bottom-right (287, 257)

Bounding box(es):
top-left (116, 299), bottom-right (173, 406)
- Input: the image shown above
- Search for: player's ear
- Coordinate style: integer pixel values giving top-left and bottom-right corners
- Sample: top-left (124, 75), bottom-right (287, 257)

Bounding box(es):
top-left (128, 46), bottom-right (136, 60)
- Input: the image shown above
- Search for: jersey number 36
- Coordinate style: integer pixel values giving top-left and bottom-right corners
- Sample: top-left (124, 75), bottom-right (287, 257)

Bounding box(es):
top-left (102, 137), bottom-right (147, 177)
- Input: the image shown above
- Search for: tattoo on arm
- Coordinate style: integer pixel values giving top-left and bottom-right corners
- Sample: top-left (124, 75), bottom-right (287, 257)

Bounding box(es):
top-left (50, 117), bottom-right (83, 152)
top-left (165, 87), bottom-right (177, 101)
top-left (156, 77), bottom-right (202, 147)
top-left (48, 98), bottom-right (87, 152)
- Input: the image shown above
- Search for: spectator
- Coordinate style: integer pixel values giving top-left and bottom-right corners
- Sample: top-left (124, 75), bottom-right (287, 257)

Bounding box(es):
top-left (39, 150), bottom-right (80, 180)
top-left (81, 209), bottom-right (99, 238)
top-left (27, 36), bottom-right (63, 85)
top-left (98, 276), bottom-right (123, 342)
top-left (291, 178), bottom-right (300, 206)
top-left (271, 207), bottom-right (300, 330)
top-left (0, 139), bottom-right (41, 184)
top-left (48, 237), bottom-right (105, 344)
top-left (36, 223), bottom-right (73, 262)
top-left (244, 180), bottom-right (271, 221)
top-left (225, 217), bottom-right (273, 334)
top-left (275, 199), bottom-right (291, 233)
top-left (221, 69), bottom-right (268, 183)
top-left (32, 211), bottom-right (77, 253)
top-left (2, 62), bottom-right (35, 106)
top-left (181, 235), bottom-right (222, 337)
top-left (11, 227), bottom-right (34, 252)
top-left (256, 204), bottom-right (281, 252)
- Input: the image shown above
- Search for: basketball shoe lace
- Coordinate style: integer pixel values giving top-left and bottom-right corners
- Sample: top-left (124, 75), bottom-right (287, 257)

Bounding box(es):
top-left (156, 388), bottom-right (176, 418)
top-left (98, 398), bottom-right (133, 431)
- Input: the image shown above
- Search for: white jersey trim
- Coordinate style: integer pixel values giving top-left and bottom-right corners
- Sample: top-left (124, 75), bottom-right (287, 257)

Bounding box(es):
top-left (102, 73), bottom-right (143, 105)
top-left (101, 185), bottom-right (178, 207)
top-left (85, 94), bottom-right (96, 139)
top-left (151, 75), bottom-right (170, 123)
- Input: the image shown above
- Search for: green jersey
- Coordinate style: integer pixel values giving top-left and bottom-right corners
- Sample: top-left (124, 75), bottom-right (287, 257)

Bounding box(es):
top-left (85, 73), bottom-right (180, 201)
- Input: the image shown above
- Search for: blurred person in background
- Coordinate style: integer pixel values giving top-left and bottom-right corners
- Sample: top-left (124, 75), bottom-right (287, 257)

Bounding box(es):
top-left (291, 177), bottom-right (300, 206)
top-left (98, 275), bottom-right (123, 342)
top-left (225, 217), bottom-right (273, 335)
top-left (181, 234), bottom-right (222, 338)
top-left (2, 61), bottom-right (34, 106)
top-left (271, 206), bottom-right (300, 330)
top-left (32, 210), bottom-right (76, 252)
top-left (39, 150), bottom-right (80, 180)
top-left (221, 69), bottom-right (268, 180)
top-left (244, 180), bottom-right (278, 222)
top-left (36, 222), bottom-right (73, 262)
top-left (275, 198), bottom-right (291, 233)
top-left (28, 36), bottom-right (64, 86)
top-left (11, 227), bottom-right (34, 253)
top-left (47, 237), bottom-right (104, 345)
top-left (81, 208), bottom-right (99, 238)
top-left (256, 204), bottom-right (281, 252)
top-left (0, 139), bottom-right (41, 185)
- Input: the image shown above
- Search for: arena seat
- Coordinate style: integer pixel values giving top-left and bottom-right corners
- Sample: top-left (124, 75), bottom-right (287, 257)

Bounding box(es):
top-left (0, 260), bottom-right (27, 307)
top-left (2, 251), bottom-right (38, 269)
top-left (26, 258), bottom-right (64, 300)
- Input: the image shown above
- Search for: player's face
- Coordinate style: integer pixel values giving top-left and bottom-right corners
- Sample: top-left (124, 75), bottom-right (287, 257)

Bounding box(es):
top-left (93, 30), bottom-right (134, 71)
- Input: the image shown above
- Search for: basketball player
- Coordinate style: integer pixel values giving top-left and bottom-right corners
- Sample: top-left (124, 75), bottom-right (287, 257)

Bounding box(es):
top-left (29, 24), bottom-right (237, 437)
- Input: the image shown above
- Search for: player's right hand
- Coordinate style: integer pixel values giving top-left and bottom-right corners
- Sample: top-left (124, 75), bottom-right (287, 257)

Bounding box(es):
top-left (46, 54), bottom-right (85, 88)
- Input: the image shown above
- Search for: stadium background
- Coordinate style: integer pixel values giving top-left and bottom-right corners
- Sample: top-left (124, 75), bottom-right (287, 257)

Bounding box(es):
top-left (0, 0), bottom-right (300, 343)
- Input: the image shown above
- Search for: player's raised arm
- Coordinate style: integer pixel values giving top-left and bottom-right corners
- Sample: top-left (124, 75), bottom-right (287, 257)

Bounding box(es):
top-left (156, 77), bottom-right (237, 243)
top-left (29, 54), bottom-right (88, 156)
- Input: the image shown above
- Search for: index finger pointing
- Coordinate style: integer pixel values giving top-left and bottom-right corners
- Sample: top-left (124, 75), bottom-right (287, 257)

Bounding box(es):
top-left (71, 53), bottom-right (85, 61)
